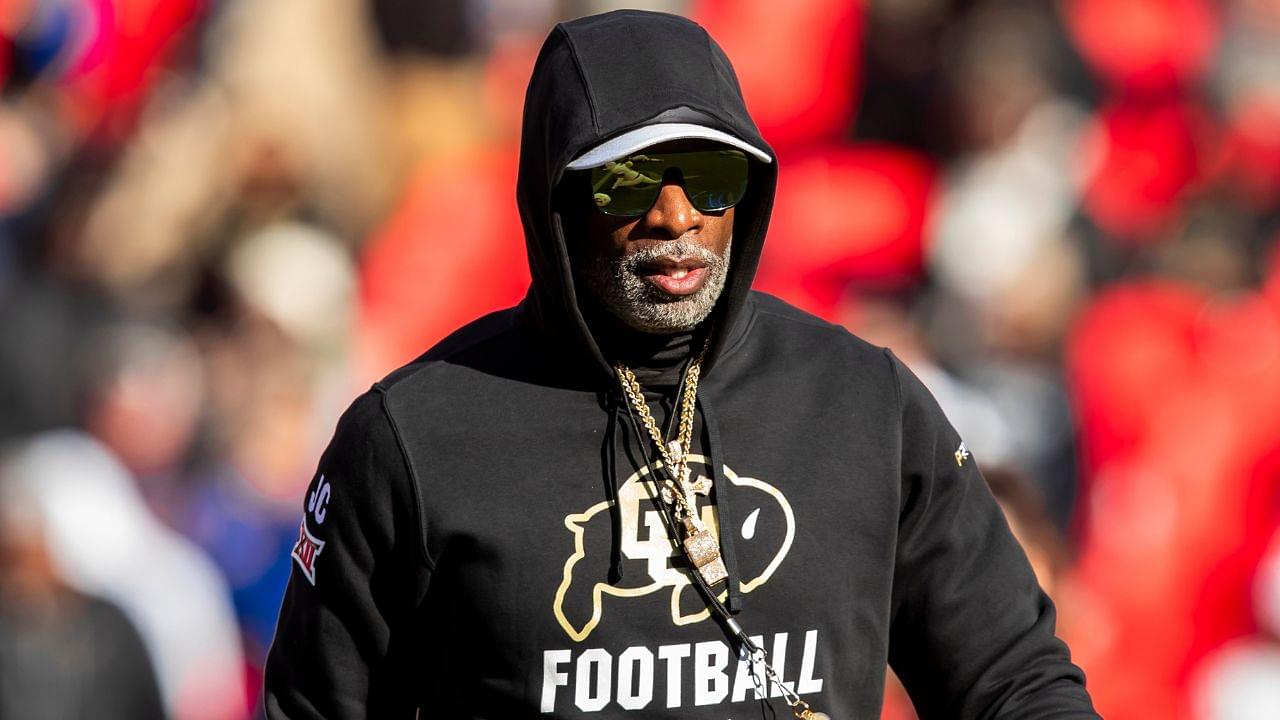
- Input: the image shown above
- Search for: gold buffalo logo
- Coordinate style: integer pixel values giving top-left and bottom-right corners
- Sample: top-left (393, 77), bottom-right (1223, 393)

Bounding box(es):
top-left (553, 456), bottom-right (795, 642)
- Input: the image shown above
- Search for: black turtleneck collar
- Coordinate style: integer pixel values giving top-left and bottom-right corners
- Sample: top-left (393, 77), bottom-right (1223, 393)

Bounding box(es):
top-left (583, 303), bottom-right (709, 390)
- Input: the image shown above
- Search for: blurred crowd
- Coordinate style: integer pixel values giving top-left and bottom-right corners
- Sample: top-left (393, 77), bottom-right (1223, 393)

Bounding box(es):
top-left (1, 0), bottom-right (1278, 718)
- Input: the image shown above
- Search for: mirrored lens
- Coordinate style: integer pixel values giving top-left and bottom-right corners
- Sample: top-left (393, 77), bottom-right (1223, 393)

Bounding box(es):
top-left (587, 149), bottom-right (749, 217)
top-left (589, 157), bottom-right (664, 216)
top-left (677, 149), bottom-right (749, 212)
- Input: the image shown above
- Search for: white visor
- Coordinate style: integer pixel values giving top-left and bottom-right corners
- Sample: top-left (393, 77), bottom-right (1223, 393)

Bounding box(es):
top-left (565, 122), bottom-right (772, 171)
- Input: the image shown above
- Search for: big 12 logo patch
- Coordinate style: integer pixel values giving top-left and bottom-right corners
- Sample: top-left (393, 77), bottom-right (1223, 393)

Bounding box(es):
top-left (292, 474), bottom-right (331, 585)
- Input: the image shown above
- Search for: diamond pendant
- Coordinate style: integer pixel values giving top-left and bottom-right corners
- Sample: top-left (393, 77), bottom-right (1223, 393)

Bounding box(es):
top-left (659, 482), bottom-right (676, 505)
top-left (683, 526), bottom-right (728, 585)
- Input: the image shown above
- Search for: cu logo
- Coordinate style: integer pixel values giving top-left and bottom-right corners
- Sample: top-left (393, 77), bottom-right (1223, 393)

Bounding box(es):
top-left (307, 475), bottom-right (331, 524)
top-left (553, 456), bottom-right (795, 642)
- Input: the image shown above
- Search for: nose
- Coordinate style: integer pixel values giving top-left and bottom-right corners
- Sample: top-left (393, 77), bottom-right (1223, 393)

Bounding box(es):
top-left (641, 173), bottom-right (703, 239)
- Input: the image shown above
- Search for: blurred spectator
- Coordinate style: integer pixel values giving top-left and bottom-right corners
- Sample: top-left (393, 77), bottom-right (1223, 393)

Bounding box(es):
top-left (3, 431), bottom-right (247, 720)
top-left (70, 315), bottom-right (299, 670)
top-left (79, 321), bottom-right (204, 482)
top-left (853, 0), bottom-right (954, 154)
top-left (0, 447), bottom-right (166, 720)
top-left (76, 0), bottom-right (391, 311)
top-left (857, 0), bottom-right (1093, 156)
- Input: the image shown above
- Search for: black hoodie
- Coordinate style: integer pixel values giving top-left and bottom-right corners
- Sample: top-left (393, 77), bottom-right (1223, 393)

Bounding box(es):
top-left (264, 10), bottom-right (1097, 719)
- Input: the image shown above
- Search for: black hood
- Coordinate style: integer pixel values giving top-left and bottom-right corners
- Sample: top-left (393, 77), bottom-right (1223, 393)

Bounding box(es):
top-left (516, 9), bottom-right (777, 385)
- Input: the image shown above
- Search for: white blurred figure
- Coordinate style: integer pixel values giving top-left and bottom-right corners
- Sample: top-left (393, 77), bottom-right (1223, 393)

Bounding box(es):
top-left (927, 3), bottom-right (1091, 363)
top-left (4, 431), bottom-right (247, 720)
top-left (1191, 526), bottom-right (1280, 720)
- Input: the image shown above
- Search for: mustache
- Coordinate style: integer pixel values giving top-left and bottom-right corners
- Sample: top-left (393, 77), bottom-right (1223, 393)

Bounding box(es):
top-left (617, 239), bottom-right (722, 271)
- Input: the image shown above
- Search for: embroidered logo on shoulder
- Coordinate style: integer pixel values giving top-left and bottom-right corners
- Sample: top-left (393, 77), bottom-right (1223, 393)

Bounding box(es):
top-left (955, 441), bottom-right (970, 467)
top-left (291, 519), bottom-right (325, 585)
top-left (307, 474), bottom-right (331, 524)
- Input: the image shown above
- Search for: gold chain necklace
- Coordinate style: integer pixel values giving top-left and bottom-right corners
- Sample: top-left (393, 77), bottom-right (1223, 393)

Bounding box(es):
top-left (614, 346), bottom-right (831, 720)
top-left (614, 344), bottom-right (728, 586)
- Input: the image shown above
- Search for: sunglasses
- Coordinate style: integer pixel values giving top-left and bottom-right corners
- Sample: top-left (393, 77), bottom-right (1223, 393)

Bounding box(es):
top-left (585, 148), bottom-right (750, 217)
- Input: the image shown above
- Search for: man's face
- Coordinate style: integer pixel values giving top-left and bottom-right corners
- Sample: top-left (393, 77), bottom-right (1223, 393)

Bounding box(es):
top-left (573, 141), bottom-right (736, 334)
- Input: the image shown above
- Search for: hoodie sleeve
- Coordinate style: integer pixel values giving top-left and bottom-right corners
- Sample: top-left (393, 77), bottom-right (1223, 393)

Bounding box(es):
top-left (884, 352), bottom-right (1097, 719)
top-left (264, 387), bottom-right (432, 719)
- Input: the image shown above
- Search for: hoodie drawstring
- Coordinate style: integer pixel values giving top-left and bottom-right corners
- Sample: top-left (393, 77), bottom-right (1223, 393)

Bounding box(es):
top-left (699, 397), bottom-right (744, 614)
top-left (601, 391), bottom-right (625, 584)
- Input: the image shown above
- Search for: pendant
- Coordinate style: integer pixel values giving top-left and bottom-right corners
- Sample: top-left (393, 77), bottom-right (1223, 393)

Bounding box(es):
top-left (683, 526), bottom-right (728, 585)
top-left (660, 482), bottom-right (677, 506)
top-left (677, 468), bottom-right (713, 530)
top-left (794, 702), bottom-right (831, 720)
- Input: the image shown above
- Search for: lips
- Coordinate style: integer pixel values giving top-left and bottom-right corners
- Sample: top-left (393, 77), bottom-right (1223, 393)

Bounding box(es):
top-left (638, 257), bottom-right (708, 296)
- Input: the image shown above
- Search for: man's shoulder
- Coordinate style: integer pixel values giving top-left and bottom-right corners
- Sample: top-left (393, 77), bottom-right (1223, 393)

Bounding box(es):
top-left (745, 291), bottom-right (888, 363)
top-left (375, 306), bottom-right (525, 393)
top-left (336, 307), bottom-right (529, 450)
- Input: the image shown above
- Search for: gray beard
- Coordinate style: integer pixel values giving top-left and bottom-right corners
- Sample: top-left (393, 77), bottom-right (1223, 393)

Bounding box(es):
top-left (581, 237), bottom-right (732, 334)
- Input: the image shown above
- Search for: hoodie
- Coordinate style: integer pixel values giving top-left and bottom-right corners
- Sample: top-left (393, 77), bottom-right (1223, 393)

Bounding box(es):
top-left (264, 10), bottom-right (1097, 719)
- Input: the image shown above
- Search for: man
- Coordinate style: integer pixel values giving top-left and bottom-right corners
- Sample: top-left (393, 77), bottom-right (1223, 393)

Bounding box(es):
top-left (265, 10), bottom-right (1097, 718)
